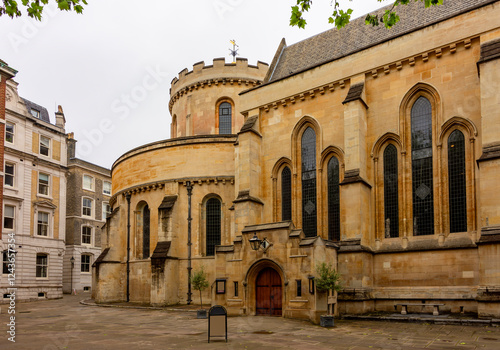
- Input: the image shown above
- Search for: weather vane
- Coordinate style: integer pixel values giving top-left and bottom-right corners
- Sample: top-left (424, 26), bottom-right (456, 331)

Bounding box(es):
top-left (229, 40), bottom-right (239, 63)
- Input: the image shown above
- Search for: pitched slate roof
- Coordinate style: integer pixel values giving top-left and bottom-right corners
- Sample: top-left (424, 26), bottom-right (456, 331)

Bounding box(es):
top-left (22, 98), bottom-right (51, 123)
top-left (267, 0), bottom-right (496, 83)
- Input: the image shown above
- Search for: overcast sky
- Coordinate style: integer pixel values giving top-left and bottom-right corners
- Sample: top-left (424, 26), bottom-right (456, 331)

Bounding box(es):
top-left (0, 0), bottom-right (387, 169)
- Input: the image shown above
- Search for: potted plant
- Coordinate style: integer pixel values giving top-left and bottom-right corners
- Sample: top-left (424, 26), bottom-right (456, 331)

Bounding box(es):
top-left (191, 266), bottom-right (209, 319)
top-left (315, 262), bottom-right (342, 327)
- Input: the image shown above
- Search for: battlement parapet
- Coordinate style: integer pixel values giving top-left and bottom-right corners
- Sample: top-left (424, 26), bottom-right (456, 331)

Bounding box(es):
top-left (170, 57), bottom-right (268, 97)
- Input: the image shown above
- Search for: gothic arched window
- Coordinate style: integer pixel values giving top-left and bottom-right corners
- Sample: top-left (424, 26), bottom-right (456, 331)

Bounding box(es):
top-left (301, 127), bottom-right (317, 237)
top-left (281, 166), bottom-right (292, 221)
top-left (327, 156), bottom-right (340, 241)
top-left (448, 129), bottom-right (467, 233)
top-left (143, 204), bottom-right (150, 259)
top-left (383, 144), bottom-right (399, 238)
top-left (219, 102), bottom-right (232, 134)
top-left (206, 198), bottom-right (221, 256)
top-left (411, 96), bottom-right (434, 236)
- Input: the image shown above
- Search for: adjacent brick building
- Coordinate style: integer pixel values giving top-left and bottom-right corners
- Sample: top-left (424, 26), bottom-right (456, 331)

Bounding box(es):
top-left (64, 133), bottom-right (111, 293)
top-left (1, 76), bottom-right (68, 301)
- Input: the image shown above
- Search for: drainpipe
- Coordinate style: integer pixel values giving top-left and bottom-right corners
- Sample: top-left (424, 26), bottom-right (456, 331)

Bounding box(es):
top-left (186, 181), bottom-right (193, 305)
top-left (126, 192), bottom-right (131, 302)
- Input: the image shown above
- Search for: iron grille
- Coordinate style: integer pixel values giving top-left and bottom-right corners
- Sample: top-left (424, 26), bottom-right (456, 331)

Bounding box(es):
top-left (206, 198), bottom-right (221, 256)
top-left (219, 102), bottom-right (232, 134)
top-left (143, 205), bottom-right (150, 258)
top-left (448, 130), bottom-right (467, 233)
top-left (281, 166), bottom-right (292, 221)
top-left (384, 144), bottom-right (399, 238)
top-left (327, 156), bottom-right (340, 241)
top-left (301, 127), bottom-right (317, 237)
top-left (411, 97), bottom-right (434, 235)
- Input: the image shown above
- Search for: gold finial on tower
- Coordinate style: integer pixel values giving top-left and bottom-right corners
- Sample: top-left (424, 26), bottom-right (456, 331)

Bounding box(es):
top-left (229, 40), bottom-right (239, 63)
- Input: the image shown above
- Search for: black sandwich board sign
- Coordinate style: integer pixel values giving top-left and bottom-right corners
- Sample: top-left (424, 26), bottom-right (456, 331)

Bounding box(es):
top-left (208, 305), bottom-right (227, 343)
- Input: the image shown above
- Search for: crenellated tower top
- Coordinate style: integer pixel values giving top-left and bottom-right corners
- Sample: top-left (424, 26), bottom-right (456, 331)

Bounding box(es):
top-left (169, 58), bottom-right (268, 114)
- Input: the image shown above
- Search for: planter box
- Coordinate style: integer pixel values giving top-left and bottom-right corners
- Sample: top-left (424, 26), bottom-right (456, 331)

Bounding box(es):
top-left (197, 309), bottom-right (207, 319)
top-left (320, 315), bottom-right (334, 327)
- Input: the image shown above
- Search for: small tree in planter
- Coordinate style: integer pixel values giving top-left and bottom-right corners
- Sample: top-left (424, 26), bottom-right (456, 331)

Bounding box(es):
top-left (191, 266), bottom-right (209, 318)
top-left (315, 262), bottom-right (342, 327)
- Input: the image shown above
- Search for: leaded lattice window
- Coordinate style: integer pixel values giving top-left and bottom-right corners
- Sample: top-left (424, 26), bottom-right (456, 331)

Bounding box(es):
top-left (327, 156), bottom-right (340, 241)
top-left (411, 96), bottom-right (434, 236)
top-left (143, 205), bottom-right (150, 259)
top-left (281, 166), bottom-right (292, 221)
top-left (301, 127), bottom-right (317, 237)
top-left (384, 144), bottom-right (399, 238)
top-left (219, 102), bottom-right (232, 134)
top-left (206, 198), bottom-right (221, 256)
top-left (448, 130), bottom-right (467, 233)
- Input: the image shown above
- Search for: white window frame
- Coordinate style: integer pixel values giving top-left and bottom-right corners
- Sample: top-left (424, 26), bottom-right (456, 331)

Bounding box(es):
top-left (3, 205), bottom-right (15, 231)
top-left (102, 202), bottom-right (111, 221)
top-left (5, 122), bottom-right (14, 144)
top-left (39, 135), bottom-right (50, 157)
top-left (82, 197), bottom-right (94, 218)
top-left (37, 211), bottom-right (50, 236)
top-left (103, 181), bottom-right (112, 195)
top-left (4, 162), bottom-right (14, 188)
top-left (81, 254), bottom-right (91, 273)
top-left (36, 253), bottom-right (48, 279)
top-left (2, 251), bottom-right (10, 275)
top-left (82, 174), bottom-right (94, 191)
top-left (81, 225), bottom-right (93, 246)
top-left (31, 109), bottom-right (41, 119)
top-left (38, 172), bottom-right (50, 196)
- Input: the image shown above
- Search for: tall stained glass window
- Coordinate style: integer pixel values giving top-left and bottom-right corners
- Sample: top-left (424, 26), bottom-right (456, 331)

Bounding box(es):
top-left (206, 198), bottom-right (221, 256)
top-left (411, 97), bottom-right (434, 235)
top-left (327, 157), bottom-right (340, 241)
top-left (143, 205), bottom-right (150, 258)
top-left (281, 166), bottom-right (292, 221)
top-left (301, 127), bottom-right (317, 237)
top-left (384, 144), bottom-right (399, 238)
top-left (448, 130), bottom-right (467, 233)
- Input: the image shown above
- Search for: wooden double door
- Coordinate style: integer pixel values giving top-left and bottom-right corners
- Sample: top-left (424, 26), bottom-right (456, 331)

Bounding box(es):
top-left (256, 267), bottom-right (282, 316)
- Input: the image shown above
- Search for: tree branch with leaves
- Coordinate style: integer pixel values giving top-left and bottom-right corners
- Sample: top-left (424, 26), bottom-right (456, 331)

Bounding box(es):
top-left (1, 0), bottom-right (88, 21)
top-left (290, 0), bottom-right (443, 29)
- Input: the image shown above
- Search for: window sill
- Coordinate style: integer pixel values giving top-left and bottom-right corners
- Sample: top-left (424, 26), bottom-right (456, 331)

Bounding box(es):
top-left (82, 188), bottom-right (95, 192)
top-left (37, 194), bottom-right (53, 200)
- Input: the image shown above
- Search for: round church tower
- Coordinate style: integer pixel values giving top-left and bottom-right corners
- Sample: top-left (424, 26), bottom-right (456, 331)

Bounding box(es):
top-left (169, 57), bottom-right (268, 137)
top-left (96, 58), bottom-right (268, 305)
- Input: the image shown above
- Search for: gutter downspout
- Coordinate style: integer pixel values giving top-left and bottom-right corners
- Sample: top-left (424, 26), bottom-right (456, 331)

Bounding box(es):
top-left (187, 181), bottom-right (193, 305)
top-left (126, 192), bottom-right (131, 302)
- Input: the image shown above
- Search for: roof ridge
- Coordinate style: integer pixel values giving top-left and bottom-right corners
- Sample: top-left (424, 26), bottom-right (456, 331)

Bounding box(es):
top-left (269, 0), bottom-right (498, 83)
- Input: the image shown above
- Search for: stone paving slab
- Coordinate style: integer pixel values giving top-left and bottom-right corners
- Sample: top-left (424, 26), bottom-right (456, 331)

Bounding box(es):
top-left (1, 295), bottom-right (499, 349)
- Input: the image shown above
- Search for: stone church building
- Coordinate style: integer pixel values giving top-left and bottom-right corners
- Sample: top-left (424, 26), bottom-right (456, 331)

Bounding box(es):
top-left (93, 0), bottom-right (500, 322)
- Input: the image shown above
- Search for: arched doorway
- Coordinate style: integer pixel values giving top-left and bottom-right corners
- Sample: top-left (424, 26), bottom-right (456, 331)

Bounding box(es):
top-left (256, 267), bottom-right (282, 316)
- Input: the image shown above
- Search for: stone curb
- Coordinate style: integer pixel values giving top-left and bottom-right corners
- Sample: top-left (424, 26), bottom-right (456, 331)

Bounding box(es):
top-left (342, 314), bottom-right (500, 326)
top-left (79, 299), bottom-right (197, 312)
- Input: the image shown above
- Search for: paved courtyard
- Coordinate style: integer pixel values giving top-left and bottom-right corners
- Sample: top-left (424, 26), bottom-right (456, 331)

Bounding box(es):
top-left (1, 295), bottom-right (499, 349)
